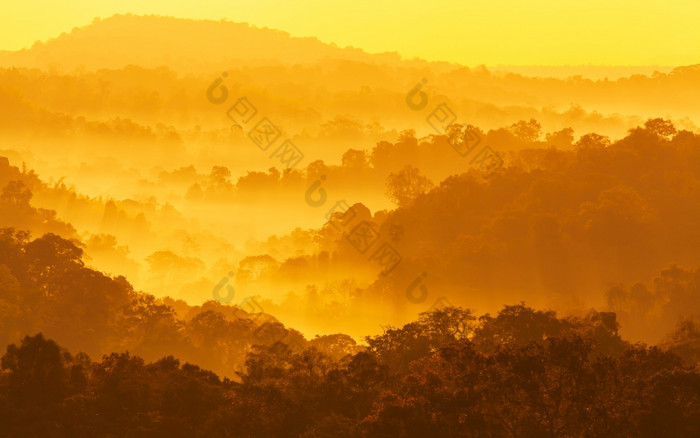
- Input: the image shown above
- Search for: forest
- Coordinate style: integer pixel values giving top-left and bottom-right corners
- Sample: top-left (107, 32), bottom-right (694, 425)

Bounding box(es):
top-left (1, 11), bottom-right (700, 437)
top-left (1, 117), bottom-right (700, 435)
top-left (0, 228), bottom-right (698, 436)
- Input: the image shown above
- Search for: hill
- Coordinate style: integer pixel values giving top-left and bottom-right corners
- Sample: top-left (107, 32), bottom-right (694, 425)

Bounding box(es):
top-left (0, 14), bottom-right (406, 73)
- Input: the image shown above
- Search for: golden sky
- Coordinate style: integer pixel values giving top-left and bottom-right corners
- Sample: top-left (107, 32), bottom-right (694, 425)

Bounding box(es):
top-left (2, 0), bottom-right (699, 66)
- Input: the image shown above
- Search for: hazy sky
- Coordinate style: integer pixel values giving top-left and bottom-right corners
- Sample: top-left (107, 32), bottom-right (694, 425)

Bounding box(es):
top-left (2, 0), bottom-right (699, 65)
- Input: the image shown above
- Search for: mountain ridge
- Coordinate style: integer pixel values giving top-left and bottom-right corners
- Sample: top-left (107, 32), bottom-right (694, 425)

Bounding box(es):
top-left (0, 14), bottom-right (416, 73)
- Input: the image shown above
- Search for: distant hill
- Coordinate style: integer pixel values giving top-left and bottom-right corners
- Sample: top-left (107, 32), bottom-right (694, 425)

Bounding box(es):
top-left (0, 14), bottom-right (412, 73)
top-left (1, 14), bottom-right (684, 81)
